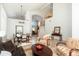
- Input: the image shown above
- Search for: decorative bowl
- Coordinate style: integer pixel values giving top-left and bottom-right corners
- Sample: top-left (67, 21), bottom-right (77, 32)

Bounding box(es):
top-left (35, 44), bottom-right (43, 51)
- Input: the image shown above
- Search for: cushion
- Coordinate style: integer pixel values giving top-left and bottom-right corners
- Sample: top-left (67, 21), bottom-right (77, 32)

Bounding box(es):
top-left (57, 45), bottom-right (70, 56)
top-left (22, 34), bottom-right (26, 38)
top-left (66, 38), bottom-right (79, 49)
top-left (71, 50), bottom-right (79, 56)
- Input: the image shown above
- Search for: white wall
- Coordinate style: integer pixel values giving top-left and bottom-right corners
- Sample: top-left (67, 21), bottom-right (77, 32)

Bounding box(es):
top-left (0, 4), bottom-right (7, 42)
top-left (45, 3), bottom-right (72, 39)
top-left (6, 10), bottom-right (45, 39)
top-left (0, 4), bottom-right (1, 30)
top-left (6, 3), bottom-right (72, 39)
top-left (7, 18), bottom-right (32, 39)
top-left (0, 5), bottom-right (7, 33)
top-left (25, 11), bottom-right (32, 34)
top-left (7, 11), bottom-right (32, 39)
top-left (7, 11), bottom-right (42, 39)
top-left (7, 18), bottom-right (23, 39)
top-left (72, 3), bottom-right (79, 38)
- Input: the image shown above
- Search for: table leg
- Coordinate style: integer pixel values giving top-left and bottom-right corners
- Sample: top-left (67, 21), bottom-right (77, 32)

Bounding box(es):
top-left (59, 36), bottom-right (62, 41)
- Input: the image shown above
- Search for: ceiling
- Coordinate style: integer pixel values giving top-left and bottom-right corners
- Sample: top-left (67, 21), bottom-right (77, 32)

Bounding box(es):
top-left (2, 3), bottom-right (53, 20)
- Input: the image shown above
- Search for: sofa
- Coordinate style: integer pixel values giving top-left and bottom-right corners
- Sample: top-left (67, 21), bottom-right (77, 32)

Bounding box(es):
top-left (0, 40), bottom-right (27, 56)
top-left (56, 38), bottom-right (79, 56)
top-left (0, 40), bottom-right (17, 55)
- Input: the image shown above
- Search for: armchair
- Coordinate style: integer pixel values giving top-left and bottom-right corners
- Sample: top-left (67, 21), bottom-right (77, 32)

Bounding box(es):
top-left (56, 38), bottom-right (79, 56)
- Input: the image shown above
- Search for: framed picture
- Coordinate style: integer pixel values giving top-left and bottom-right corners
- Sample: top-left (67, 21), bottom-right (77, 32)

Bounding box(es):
top-left (54, 26), bottom-right (60, 34)
top-left (16, 25), bottom-right (23, 34)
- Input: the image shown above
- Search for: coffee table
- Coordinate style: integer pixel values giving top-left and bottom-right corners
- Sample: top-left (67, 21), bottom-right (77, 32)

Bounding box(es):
top-left (31, 44), bottom-right (53, 56)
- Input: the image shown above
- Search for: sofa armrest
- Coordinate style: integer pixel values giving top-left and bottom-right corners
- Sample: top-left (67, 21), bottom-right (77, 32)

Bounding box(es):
top-left (69, 49), bottom-right (79, 56)
top-left (56, 41), bottom-right (66, 46)
top-left (3, 40), bottom-right (17, 53)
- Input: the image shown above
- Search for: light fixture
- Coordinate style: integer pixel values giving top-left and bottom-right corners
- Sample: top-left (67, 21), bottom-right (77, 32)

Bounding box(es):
top-left (32, 28), bottom-right (35, 31)
top-left (16, 4), bottom-right (24, 20)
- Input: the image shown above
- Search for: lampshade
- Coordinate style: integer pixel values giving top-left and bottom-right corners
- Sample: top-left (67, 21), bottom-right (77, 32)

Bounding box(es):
top-left (32, 28), bottom-right (35, 31)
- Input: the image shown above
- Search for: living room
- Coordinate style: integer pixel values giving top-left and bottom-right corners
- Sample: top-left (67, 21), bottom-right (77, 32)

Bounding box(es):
top-left (0, 3), bottom-right (78, 56)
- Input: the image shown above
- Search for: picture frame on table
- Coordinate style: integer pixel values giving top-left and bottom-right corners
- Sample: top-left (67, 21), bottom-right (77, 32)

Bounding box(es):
top-left (53, 26), bottom-right (60, 34)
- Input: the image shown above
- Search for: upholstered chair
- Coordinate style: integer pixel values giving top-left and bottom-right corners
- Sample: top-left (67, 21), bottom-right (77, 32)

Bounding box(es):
top-left (56, 38), bottom-right (79, 56)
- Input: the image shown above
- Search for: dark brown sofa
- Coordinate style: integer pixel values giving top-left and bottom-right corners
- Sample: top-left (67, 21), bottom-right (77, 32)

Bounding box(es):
top-left (2, 40), bottom-right (17, 53)
top-left (0, 40), bottom-right (17, 55)
top-left (0, 40), bottom-right (26, 56)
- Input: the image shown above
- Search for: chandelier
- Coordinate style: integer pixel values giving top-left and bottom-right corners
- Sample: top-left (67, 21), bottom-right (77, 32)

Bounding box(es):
top-left (16, 4), bottom-right (25, 20)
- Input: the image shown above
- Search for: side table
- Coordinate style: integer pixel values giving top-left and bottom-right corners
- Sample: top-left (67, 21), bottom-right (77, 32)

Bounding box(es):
top-left (51, 33), bottom-right (62, 41)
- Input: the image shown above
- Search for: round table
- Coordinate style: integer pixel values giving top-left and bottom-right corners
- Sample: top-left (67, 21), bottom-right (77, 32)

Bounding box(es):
top-left (32, 44), bottom-right (53, 56)
top-left (0, 51), bottom-right (12, 56)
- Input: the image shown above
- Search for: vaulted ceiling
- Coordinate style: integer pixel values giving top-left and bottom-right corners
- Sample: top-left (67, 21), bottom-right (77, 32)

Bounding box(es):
top-left (2, 3), bottom-right (53, 20)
